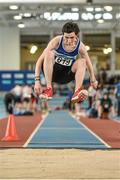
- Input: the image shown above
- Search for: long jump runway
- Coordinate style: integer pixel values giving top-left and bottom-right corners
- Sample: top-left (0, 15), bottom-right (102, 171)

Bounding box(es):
top-left (26, 110), bottom-right (108, 148)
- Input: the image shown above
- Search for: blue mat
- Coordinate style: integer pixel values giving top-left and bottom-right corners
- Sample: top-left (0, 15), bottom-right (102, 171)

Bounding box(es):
top-left (27, 110), bottom-right (107, 148)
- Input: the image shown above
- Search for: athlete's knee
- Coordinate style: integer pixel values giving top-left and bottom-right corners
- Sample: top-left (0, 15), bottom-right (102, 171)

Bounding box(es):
top-left (78, 58), bottom-right (86, 66)
top-left (73, 58), bottom-right (86, 72)
top-left (72, 58), bottom-right (86, 72)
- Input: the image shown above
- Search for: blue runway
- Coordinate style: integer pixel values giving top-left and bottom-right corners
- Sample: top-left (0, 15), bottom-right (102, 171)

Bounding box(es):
top-left (27, 110), bottom-right (107, 148)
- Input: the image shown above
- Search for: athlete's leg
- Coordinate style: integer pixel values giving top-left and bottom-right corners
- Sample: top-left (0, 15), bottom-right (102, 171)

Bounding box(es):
top-left (40, 50), bottom-right (55, 99)
top-left (71, 58), bottom-right (86, 91)
top-left (43, 50), bottom-right (55, 88)
top-left (71, 58), bottom-right (88, 103)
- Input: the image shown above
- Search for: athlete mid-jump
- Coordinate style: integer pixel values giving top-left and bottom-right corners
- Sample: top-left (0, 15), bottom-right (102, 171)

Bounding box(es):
top-left (34, 21), bottom-right (98, 103)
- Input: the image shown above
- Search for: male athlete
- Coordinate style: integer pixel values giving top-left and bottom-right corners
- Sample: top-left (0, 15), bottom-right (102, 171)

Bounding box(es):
top-left (34, 22), bottom-right (98, 103)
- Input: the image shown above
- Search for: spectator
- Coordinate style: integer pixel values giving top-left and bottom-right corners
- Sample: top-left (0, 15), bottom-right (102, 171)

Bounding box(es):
top-left (11, 84), bottom-right (23, 114)
top-left (22, 84), bottom-right (32, 112)
top-left (4, 92), bottom-right (15, 114)
top-left (98, 92), bottom-right (115, 119)
top-left (115, 80), bottom-right (120, 116)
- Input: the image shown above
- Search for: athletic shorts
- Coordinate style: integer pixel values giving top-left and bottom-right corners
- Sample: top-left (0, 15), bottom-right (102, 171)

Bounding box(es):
top-left (52, 63), bottom-right (75, 84)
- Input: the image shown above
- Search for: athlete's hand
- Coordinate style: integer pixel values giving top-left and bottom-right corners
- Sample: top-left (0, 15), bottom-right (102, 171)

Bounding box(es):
top-left (34, 80), bottom-right (41, 95)
top-left (90, 80), bottom-right (98, 89)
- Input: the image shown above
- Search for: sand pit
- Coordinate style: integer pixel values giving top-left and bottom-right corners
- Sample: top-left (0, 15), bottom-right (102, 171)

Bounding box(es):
top-left (0, 149), bottom-right (120, 179)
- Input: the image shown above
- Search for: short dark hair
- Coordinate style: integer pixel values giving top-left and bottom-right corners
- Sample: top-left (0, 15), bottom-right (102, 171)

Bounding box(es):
top-left (62, 21), bottom-right (80, 36)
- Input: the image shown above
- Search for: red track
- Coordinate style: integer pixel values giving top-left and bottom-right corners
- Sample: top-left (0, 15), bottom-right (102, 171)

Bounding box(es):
top-left (0, 112), bottom-right (42, 148)
top-left (80, 117), bottom-right (120, 148)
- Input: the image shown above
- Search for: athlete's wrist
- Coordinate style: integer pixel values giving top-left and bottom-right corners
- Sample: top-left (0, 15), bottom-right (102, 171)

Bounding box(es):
top-left (35, 75), bottom-right (40, 81)
top-left (35, 80), bottom-right (41, 87)
top-left (35, 79), bottom-right (40, 81)
top-left (90, 80), bottom-right (97, 83)
top-left (90, 77), bottom-right (97, 83)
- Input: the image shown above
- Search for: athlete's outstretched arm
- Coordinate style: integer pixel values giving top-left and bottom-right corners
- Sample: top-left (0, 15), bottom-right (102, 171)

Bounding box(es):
top-left (34, 36), bottom-right (60, 94)
top-left (79, 42), bottom-right (98, 88)
top-left (35, 49), bottom-right (45, 78)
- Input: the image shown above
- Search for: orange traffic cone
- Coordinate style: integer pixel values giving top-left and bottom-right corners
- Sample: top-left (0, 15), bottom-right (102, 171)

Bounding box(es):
top-left (1, 114), bottom-right (20, 141)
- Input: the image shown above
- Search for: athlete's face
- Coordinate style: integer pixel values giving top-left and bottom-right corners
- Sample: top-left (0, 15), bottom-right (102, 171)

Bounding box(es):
top-left (63, 32), bottom-right (77, 46)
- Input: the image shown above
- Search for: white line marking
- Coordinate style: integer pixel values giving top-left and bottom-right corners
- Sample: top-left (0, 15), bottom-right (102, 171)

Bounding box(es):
top-left (23, 113), bottom-right (48, 147)
top-left (40, 127), bottom-right (85, 130)
top-left (112, 119), bottom-right (120, 123)
top-left (69, 112), bottom-right (111, 148)
top-left (28, 140), bottom-right (105, 144)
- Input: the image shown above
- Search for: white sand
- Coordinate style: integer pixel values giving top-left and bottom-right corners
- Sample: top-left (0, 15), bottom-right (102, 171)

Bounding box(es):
top-left (0, 149), bottom-right (120, 179)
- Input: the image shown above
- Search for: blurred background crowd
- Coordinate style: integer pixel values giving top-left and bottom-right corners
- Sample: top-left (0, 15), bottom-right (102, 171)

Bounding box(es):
top-left (3, 69), bottom-right (120, 120)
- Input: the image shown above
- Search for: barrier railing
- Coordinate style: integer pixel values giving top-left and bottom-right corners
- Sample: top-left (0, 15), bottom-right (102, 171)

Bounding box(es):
top-left (0, 70), bottom-right (34, 91)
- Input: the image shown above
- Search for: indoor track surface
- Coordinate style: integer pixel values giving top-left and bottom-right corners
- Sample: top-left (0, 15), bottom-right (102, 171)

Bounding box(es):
top-left (0, 96), bottom-right (120, 149)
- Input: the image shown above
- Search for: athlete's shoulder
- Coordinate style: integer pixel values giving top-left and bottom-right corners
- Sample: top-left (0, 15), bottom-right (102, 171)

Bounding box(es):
top-left (49, 35), bottom-right (61, 45)
top-left (79, 41), bottom-right (85, 47)
top-left (48, 35), bottom-right (63, 49)
top-left (79, 41), bottom-right (86, 51)
top-left (51, 35), bottom-right (62, 42)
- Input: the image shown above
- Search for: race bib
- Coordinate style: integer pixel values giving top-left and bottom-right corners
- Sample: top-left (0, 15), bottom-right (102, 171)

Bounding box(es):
top-left (55, 55), bottom-right (73, 66)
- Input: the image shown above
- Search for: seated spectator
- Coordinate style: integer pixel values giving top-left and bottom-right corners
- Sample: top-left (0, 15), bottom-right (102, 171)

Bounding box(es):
top-left (98, 92), bottom-right (115, 119)
top-left (22, 84), bottom-right (32, 112)
top-left (11, 84), bottom-right (23, 114)
top-left (87, 100), bottom-right (98, 118)
top-left (115, 80), bottom-right (120, 116)
top-left (4, 92), bottom-right (15, 114)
